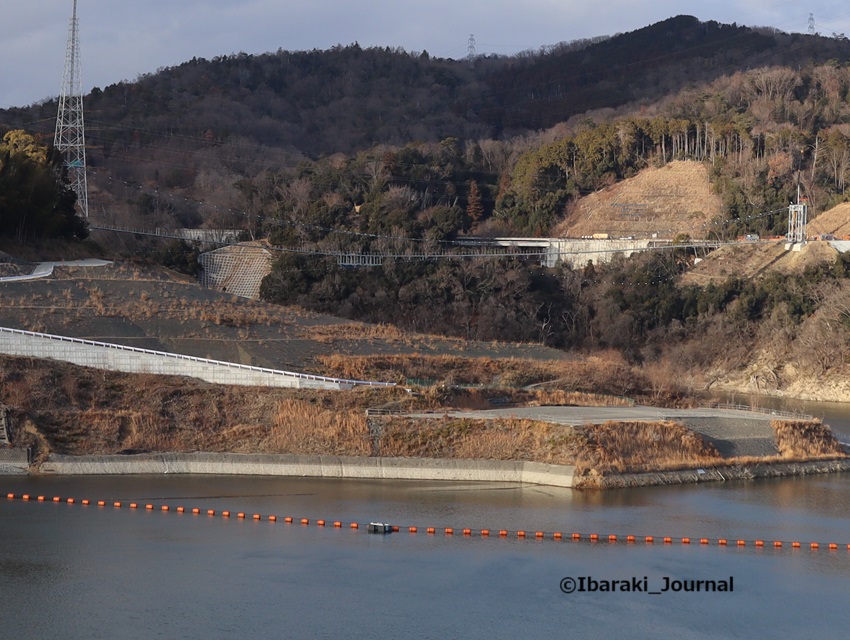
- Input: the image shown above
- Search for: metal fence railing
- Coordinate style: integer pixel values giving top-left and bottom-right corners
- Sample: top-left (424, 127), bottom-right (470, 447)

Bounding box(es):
top-left (698, 402), bottom-right (813, 420)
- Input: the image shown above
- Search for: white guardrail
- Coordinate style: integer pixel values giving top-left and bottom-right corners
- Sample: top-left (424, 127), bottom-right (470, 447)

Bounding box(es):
top-left (0, 326), bottom-right (394, 389)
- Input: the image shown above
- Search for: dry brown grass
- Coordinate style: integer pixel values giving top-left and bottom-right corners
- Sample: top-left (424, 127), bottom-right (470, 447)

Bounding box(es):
top-left (315, 351), bottom-right (647, 396)
top-left (300, 323), bottom-right (407, 343)
top-left (377, 416), bottom-right (580, 464)
top-left (268, 399), bottom-right (370, 455)
top-left (573, 421), bottom-right (723, 476)
top-left (772, 419), bottom-right (846, 459)
top-left (529, 390), bottom-right (633, 407)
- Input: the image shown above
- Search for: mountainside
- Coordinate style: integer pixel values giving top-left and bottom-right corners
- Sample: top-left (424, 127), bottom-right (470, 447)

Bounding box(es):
top-left (3, 15), bottom-right (850, 405)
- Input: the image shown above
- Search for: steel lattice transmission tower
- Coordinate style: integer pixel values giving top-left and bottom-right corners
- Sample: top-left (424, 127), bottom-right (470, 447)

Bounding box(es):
top-left (54, 0), bottom-right (89, 218)
top-left (787, 186), bottom-right (808, 244)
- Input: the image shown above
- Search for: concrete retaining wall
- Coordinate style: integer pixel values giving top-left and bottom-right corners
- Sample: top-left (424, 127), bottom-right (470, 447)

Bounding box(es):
top-left (0, 448), bottom-right (30, 475)
top-left (39, 453), bottom-right (576, 488)
top-left (0, 327), bottom-right (390, 390)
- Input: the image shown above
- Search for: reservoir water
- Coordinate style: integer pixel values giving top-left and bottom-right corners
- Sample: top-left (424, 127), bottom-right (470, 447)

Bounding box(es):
top-left (2, 400), bottom-right (850, 638)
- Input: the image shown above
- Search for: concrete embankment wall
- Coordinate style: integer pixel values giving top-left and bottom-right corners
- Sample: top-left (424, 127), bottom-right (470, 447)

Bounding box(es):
top-left (39, 453), bottom-right (576, 488)
top-left (0, 448), bottom-right (30, 475)
top-left (0, 327), bottom-right (376, 390)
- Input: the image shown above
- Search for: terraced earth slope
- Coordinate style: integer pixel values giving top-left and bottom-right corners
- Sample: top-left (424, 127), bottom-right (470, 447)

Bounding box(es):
top-left (553, 160), bottom-right (723, 239)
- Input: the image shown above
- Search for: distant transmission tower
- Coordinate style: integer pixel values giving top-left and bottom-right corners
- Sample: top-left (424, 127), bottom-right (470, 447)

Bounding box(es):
top-left (809, 13), bottom-right (816, 35)
top-left (54, 0), bottom-right (89, 218)
top-left (467, 34), bottom-right (476, 66)
top-left (787, 186), bottom-right (808, 244)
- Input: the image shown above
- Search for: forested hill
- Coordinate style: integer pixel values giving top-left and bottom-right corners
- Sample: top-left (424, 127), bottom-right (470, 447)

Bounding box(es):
top-left (481, 15), bottom-right (843, 132)
top-left (4, 15), bottom-right (850, 240)
top-left (4, 15), bottom-right (850, 159)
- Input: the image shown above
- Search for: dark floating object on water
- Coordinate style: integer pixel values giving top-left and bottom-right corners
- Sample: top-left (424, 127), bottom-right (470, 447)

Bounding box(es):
top-left (368, 522), bottom-right (393, 534)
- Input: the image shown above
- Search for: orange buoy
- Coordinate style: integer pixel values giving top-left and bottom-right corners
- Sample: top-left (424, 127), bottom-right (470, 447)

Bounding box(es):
top-left (792, 541), bottom-right (801, 548)
top-left (53, 496), bottom-right (61, 502)
top-left (317, 519), bottom-right (326, 527)
top-left (755, 540), bottom-right (764, 547)
top-left (284, 517), bottom-right (293, 523)
top-left (663, 537), bottom-right (672, 544)
top-left (333, 521), bottom-right (342, 528)
top-left (590, 534), bottom-right (599, 541)
top-left (269, 515), bottom-right (277, 522)
top-left (554, 532), bottom-right (563, 540)
top-left (37, 496), bottom-right (45, 502)
top-left (463, 529), bottom-right (472, 536)
top-left (5, 494), bottom-right (13, 499)
top-left (499, 530), bottom-right (508, 537)
top-left (22, 495), bottom-right (30, 501)
top-left (681, 538), bottom-right (690, 545)
top-left (481, 529), bottom-right (490, 537)
top-left (829, 543), bottom-right (838, 550)
top-left (222, 511), bottom-right (230, 518)
top-left (608, 535), bottom-right (617, 542)
top-left (409, 526), bottom-right (418, 533)
top-left (113, 502), bottom-right (122, 508)
top-left (177, 507), bottom-right (185, 513)
top-left (773, 541), bottom-right (782, 548)
top-left (350, 522), bottom-right (359, 529)
top-left (235, 512), bottom-right (244, 519)
top-left (161, 506), bottom-right (170, 512)
top-left (301, 518), bottom-right (309, 525)
top-left (130, 503), bottom-right (138, 509)
top-left (81, 499), bottom-right (90, 506)
top-left (427, 527), bottom-right (436, 534)
top-left (445, 528), bottom-right (454, 535)
top-left (572, 533), bottom-right (581, 541)
top-left (97, 500), bottom-right (106, 506)
top-left (517, 531), bottom-right (526, 538)
top-left (737, 540), bottom-right (746, 547)
top-left (146, 504), bottom-right (154, 510)
top-left (536, 532), bottom-right (545, 539)
top-left (66, 497), bottom-right (75, 504)
top-left (700, 538), bottom-right (709, 545)
top-left (645, 536), bottom-right (654, 544)
top-left (392, 526), bottom-right (399, 532)
top-left (192, 508), bottom-right (200, 515)
top-left (810, 542), bottom-right (820, 550)
top-left (207, 509), bottom-right (215, 516)
top-left (718, 539), bottom-right (728, 546)
top-left (626, 535), bottom-right (635, 543)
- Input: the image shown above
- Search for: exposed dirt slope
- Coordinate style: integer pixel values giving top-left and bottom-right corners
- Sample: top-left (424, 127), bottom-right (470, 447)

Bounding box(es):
top-left (808, 202), bottom-right (850, 238)
top-left (553, 161), bottom-right (723, 239)
top-left (680, 240), bottom-right (840, 286)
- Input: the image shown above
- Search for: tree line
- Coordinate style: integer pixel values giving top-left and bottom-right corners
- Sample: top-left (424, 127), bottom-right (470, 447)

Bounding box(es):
top-left (0, 130), bottom-right (88, 243)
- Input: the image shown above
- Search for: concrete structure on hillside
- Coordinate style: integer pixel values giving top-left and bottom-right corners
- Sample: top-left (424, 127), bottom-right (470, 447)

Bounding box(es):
top-left (491, 237), bottom-right (672, 268)
top-left (158, 229), bottom-right (243, 243)
top-left (198, 242), bottom-right (272, 299)
top-left (0, 327), bottom-right (390, 391)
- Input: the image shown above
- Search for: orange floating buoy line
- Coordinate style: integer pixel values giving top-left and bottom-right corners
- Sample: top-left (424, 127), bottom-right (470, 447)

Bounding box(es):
top-left (5, 492), bottom-right (849, 552)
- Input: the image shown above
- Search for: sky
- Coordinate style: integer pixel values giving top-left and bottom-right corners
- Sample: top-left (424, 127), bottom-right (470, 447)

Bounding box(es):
top-left (2, 0), bottom-right (850, 109)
